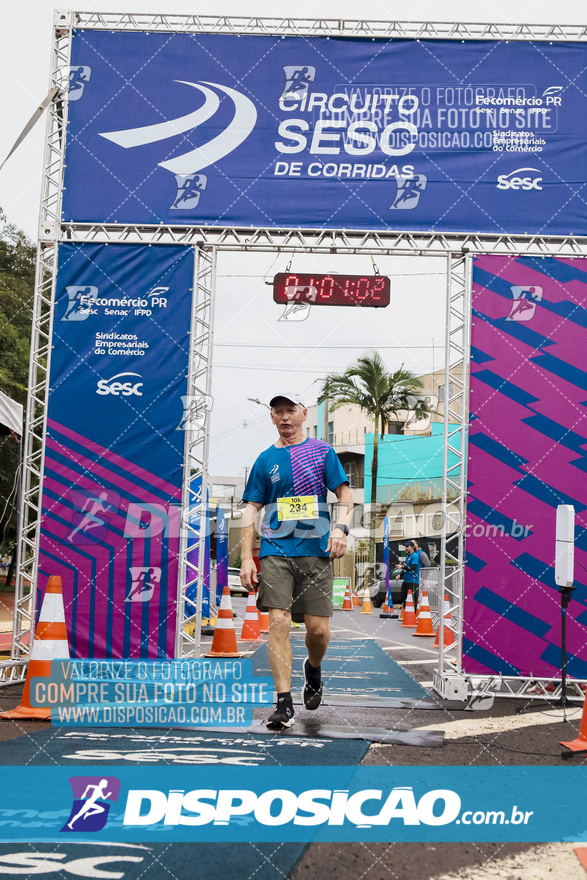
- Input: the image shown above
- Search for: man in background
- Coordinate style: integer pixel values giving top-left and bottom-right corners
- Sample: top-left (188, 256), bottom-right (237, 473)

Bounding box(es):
top-left (397, 539), bottom-right (430, 610)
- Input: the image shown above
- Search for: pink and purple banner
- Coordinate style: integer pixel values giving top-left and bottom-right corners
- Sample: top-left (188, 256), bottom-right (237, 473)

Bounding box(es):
top-left (465, 256), bottom-right (587, 678)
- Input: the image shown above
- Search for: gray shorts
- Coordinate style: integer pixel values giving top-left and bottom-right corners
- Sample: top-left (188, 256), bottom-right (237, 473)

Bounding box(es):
top-left (258, 556), bottom-right (334, 623)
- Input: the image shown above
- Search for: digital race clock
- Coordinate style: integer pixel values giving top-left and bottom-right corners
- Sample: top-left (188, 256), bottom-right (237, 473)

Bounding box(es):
top-left (273, 273), bottom-right (390, 308)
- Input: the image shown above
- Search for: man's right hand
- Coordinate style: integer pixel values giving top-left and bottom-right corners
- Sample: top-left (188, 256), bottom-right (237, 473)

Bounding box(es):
top-left (240, 559), bottom-right (258, 592)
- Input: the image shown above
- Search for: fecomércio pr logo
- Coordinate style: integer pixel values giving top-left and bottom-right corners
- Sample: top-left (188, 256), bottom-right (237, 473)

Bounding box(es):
top-left (62, 284), bottom-right (171, 322)
top-left (61, 777), bottom-right (121, 833)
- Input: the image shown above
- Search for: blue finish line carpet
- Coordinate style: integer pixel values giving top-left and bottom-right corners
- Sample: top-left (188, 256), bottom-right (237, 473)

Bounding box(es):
top-left (252, 637), bottom-right (435, 707)
top-left (0, 728), bottom-right (366, 878)
top-left (0, 726), bottom-right (369, 766)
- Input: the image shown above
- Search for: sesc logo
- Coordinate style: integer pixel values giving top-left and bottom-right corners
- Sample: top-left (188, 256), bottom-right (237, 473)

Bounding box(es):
top-left (97, 372), bottom-right (144, 397)
top-left (496, 167), bottom-right (543, 191)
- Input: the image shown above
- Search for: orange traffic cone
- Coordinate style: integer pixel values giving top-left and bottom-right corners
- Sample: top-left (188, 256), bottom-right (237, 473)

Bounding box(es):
top-left (259, 609), bottom-right (270, 633)
top-left (400, 589), bottom-right (417, 628)
top-left (1, 575), bottom-right (69, 721)
top-left (433, 594), bottom-right (456, 649)
top-left (352, 591), bottom-right (360, 607)
top-left (342, 582), bottom-right (353, 611)
top-left (205, 585), bottom-right (242, 657)
top-left (412, 591), bottom-right (435, 637)
top-left (561, 697), bottom-right (587, 752)
top-left (240, 592), bottom-right (263, 642)
top-left (361, 590), bottom-right (373, 614)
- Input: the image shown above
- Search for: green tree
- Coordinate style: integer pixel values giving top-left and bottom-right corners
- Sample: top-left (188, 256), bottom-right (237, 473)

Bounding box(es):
top-left (319, 351), bottom-right (430, 562)
top-left (0, 209), bottom-right (35, 554)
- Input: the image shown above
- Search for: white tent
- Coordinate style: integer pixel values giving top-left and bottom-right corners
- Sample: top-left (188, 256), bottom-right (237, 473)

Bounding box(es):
top-left (0, 389), bottom-right (23, 436)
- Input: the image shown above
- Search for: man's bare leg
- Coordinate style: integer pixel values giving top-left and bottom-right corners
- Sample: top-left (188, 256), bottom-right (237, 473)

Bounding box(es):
top-left (305, 614), bottom-right (330, 666)
top-left (302, 615), bottom-right (330, 710)
top-left (267, 607), bottom-right (292, 693)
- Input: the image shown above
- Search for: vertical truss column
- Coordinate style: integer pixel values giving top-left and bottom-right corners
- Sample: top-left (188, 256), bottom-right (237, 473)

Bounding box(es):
top-left (433, 251), bottom-right (472, 702)
top-left (6, 18), bottom-right (71, 679)
top-left (11, 243), bottom-right (59, 663)
top-left (175, 246), bottom-right (217, 659)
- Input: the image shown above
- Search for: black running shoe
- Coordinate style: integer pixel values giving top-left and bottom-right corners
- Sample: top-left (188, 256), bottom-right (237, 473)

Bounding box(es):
top-left (302, 658), bottom-right (323, 710)
top-left (267, 698), bottom-right (295, 728)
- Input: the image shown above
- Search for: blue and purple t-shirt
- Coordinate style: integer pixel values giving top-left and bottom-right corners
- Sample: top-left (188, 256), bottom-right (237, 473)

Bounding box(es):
top-left (242, 438), bottom-right (348, 559)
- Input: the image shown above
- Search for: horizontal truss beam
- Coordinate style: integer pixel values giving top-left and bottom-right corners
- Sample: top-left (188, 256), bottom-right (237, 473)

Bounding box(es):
top-left (60, 12), bottom-right (587, 41)
top-left (58, 225), bottom-right (587, 256)
top-left (469, 675), bottom-right (587, 702)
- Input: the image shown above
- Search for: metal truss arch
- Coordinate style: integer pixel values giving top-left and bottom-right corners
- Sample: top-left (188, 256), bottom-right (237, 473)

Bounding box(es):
top-left (61, 11), bottom-right (587, 41)
top-left (60, 225), bottom-right (587, 258)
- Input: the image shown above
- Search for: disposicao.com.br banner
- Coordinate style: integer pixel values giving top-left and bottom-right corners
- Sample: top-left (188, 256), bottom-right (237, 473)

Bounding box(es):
top-left (1, 767), bottom-right (586, 842)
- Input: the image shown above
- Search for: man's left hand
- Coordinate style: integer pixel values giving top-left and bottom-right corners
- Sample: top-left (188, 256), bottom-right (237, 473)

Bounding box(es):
top-left (327, 528), bottom-right (347, 560)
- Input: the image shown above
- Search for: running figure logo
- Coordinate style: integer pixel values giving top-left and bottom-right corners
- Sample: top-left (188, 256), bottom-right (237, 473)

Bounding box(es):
top-left (389, 174), bottom-right (428, 210)
top-left (61, 777), bottom-right (120, 833)
top-left (177, 394), bottom-right (214, 431)
top-left (506, 285), bottom-right (543, 322)
top-left (278, 284), bottom-right (317, 322)
top-left (66, 490), bottom-right (118, 545)
top-left (67, 66), bottom-right (92, 101)
top-left (281, 66), bottom-right (316, 100)
top-left (170, 173), bottom-right (208, 210)
top-left (62, 285), bottom-right (98, 322)
top-left (126, 566), bottom-right (161, 603)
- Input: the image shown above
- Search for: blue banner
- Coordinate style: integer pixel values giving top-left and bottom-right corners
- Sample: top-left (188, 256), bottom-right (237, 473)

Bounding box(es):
top-left (62, 33), bottom-right (587, 235)
top-left (186, 476), bottom-right (211, 621)
top-left (1, 766), bottom-right (587, 842)
top-left (39, 243), bottom-right (194, 658)
top-left (216, 507), bottom-right (228, 606)
top-left (383, 516), bottom-right (390, 606)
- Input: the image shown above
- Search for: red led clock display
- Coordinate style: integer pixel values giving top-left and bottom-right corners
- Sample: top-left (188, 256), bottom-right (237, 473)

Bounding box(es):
top-left (273, 272), bottom-right (390, 308)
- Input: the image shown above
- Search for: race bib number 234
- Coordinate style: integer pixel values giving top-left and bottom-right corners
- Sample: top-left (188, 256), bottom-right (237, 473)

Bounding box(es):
top-left (277, 495), bottom-right (319, 521)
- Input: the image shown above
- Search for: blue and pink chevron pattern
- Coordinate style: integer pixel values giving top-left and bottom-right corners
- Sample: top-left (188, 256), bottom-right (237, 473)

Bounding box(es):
top-left (39, 420), bottom-right (180, 659)
top-left (465, 256), bottom-right (587, 678)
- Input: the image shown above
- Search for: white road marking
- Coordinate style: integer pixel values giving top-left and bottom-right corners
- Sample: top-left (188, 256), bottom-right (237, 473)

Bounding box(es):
top-left (397, 659), bottom-right (439, 665)
top-left (416, 706), bottom-right (582, 739)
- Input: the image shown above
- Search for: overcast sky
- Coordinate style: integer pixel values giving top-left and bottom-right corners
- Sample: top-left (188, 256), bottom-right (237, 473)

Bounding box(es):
top-left (0, 0), bottom-right (583, 476)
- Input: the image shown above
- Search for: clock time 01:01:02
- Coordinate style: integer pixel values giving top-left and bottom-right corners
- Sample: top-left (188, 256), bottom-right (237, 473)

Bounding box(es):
top-left (273, 272), bottom-right (391, 308)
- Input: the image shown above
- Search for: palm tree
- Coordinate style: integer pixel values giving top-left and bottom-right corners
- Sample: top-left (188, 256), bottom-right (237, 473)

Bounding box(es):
top-left (319, 351), bottom-right (430, 563)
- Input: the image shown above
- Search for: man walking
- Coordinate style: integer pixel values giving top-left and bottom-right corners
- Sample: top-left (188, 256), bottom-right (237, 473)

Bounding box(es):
top-left (397, 539), bottom-right (430, 610)
top-left (240, 393), bottom-right (353, 728)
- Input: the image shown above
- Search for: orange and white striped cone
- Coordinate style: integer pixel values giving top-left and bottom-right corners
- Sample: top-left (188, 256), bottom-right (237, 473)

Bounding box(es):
top-left (561, 697), bottom-right (587, 752)
top-left (259, 609), bottom-right (270, 633)
top-left (1, 575), bottom-right (69, 721)
top-left (342, 582), bottom-right (353, 611)
top-left (205, 585), bottom-right (242, 657)
top-left (400, 589), bottom-right (417, 628)
top-left (240, 592), bottom-right (263, 642)
top-left (433, 595), bottom-right (456, 649)
top-left (412, 591), bottom-right (435, 637)
top-left (361, 590), bottom-right (373, 614)
top-left (352, 592), bottom-right (360, 607)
